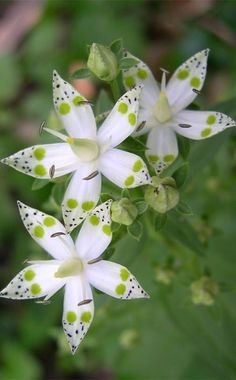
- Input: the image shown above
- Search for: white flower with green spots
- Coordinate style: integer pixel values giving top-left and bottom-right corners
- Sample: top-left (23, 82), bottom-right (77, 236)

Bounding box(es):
top-left (122, 49), bottom-right (236, 174)
top-left (1, 71), bottom-right (151, 231)
top-left (0, 200), bottom-right (149, 354)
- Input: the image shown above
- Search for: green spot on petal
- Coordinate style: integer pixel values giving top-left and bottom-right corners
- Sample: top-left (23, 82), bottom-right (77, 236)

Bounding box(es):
top-left (118, 102), bottom-right (128, 114)
top-left (66, 311), bottom-right (77, 323)
top-left (148, 155), bottom-right (159, 163)
top-left (34, 147), bottom-right (46, 161)
top-left (31, 283), bottom-right (41, 295)
top-left (124, 175), bottom-right (135, 187)
top-left (201, 128), bottom-right (212, 138)
top-left (44, 216), bottom-right (56, 227)
top-left (137, 69), bottom-right (148, 79)
top-left (89, 215), bottom-right (100, 226)
top-left (128, 113), bottom-right (136, 126)
top-left (132, 159), bottom-right (142, 172)
top-left (24, 269), bottom-right (35, 282)
top-left (82, 201), bottom-right (94, 211)
top-left (120, 268), bottom-right (130, 281)
top-left (163, 154), bottom-right (175, 163)
top-left (190, 76), bottom-right (201, 88)
top-left (33, 225), bottom-right (45, 238)
top-left (59, 102), bottom-right (71, 115)
top-left (177, 69), bottom-right (189, 80)
top-left (67, 199), bottom-right (78, 209)
top-left (81, 311), bottom-right (92, 323)
top-left (125, 76), bottom-right (135, 88)
top-left (207, 115), bottom-right (216, 125)
top-left (102, 225), bottom-right (111, 236)
top-left (34, 164), bottom-right (46, 177)
top-left (73, 96), bottom-right (84, 106)
top-left (116, 283), bottom-right (126, 295)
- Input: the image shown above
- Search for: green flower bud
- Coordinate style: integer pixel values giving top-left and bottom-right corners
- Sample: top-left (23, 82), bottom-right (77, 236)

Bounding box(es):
top-left (156, 267), bottom-right (175, 285)
top-left (119, 329), bottom-right (139, 349)
top-left (190, 276), bottom-right (219, 306)
top-left (111, 198), bottom-right (138, 226)
top-left (87, 43), bottom-right (119, 82)
top-left (144, 176), bottom-right (179, 213)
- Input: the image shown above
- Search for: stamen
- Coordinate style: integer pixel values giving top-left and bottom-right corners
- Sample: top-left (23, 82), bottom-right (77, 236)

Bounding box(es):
top-left (83, 170), bottom-right (99, 180)
top-left (49, 164), bottom-right (56, 179)
top-left (39, 121), bottom-right (46, 135)
top-left (77, 100), bottom-right (93, 107)
top-left (51, 232), bottom-right (67, 238)
top-left (78, 299), bottom-right (92, 306)
top-left (192, 88), bottom-right (201, 95)
top-left (36, 300), bottom-right (51, 305)
top-left (136, 120), bottom-right (146, 132)
top-left (44, 127), bottom-right (68, 142)
top-left (87, 256), bottom-right (103, 264)
top-left (178, 124), bottom-right (192, 128)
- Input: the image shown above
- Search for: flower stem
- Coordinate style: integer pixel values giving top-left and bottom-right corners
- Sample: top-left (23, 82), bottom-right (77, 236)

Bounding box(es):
top-left (110, 79), bottom-right (120, 102)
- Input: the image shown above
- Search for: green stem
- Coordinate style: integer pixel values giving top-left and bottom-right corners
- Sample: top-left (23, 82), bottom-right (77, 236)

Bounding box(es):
top-left (110, 78), bottom-right (120, 101)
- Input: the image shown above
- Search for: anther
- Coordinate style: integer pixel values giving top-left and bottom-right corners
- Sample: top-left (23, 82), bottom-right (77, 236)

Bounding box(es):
top-left (49, 164), bottom-right (55, 179)
top-left (87, 256), bottom-right (103, 264)
top-left (178, 124), bottom-right (192, 128)
top-left (192, 88), bottom-right (201, 95)
top-left (77, 299), bottom-right (92, 306)
top-left (83, 170), bottom-right (99, 180)
top-left (39, 121), bottom-right (46, 135)
top-left (136, 120), bottom-right (146, 132)
top-left (51, 232), bottom-right (67, 238)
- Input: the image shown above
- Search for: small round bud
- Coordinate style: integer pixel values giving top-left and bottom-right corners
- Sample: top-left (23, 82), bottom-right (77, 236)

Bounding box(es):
top-left (144, 176), bottom-right (179, 213)
top-left (87, 43), bottom-right (119, 82)
top-left (119, 329), bottom-right (139, 349)
top-left (156, 267), bottom-right (175, 285)
top-left (190, 276), bottom-right (219, 306)
top-left (111, 198), bottom-right (138, 226)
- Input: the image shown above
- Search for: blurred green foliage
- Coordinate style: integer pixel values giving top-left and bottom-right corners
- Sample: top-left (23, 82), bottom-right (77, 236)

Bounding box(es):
top-left (0, 1), bottom-right (236, 379)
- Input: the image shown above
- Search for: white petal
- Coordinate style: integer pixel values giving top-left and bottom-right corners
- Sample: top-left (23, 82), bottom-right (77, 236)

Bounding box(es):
top-left (62, 277), bottom-right (94, 354)
top-left (53, 71), bottom-right (96, 139)
top-left (122, 51), bottom-right (159, 109)
top-left (146, 126), bottom-right (178, 175)
top-left (62, 163), bottom-right (101, 232)
top-left (0, 262), bottom-right (65, 300)
top-left (1, 143), bottom-right (79, 179)
top-left (99, 148), bottom-right (151, 188)
top-left (18, 201), bottom-right (75, 260)
top-left (166, 49), bottom-right (209, 114)
top-left (75, 200), bottom-right (112, 262)
top-left (86, 260), bottom-right (149, 299)
top-left (173, 110), bottom-right (236, 140)
top-left (97, 86), bottom-right (142, 149)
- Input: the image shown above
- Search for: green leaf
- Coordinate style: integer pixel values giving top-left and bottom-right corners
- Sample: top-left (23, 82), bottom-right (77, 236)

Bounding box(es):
top-left (127, 220), bottom-right (143, 241)
top-left (71, 67), bottom-right (91, 79)
top-left (95, 89), bottom-right (113, 115)
top-left (154, 213), bottom-right (167, 231)
top-left (121, 188), bottom-right (130, 198)
top-left (110, 38), bottom-right (123, 57)
top-left (135, 201), bottom-right (148, 215)
top-left (173, 163), bottom-right (189, 188)
top-left (103, 247), bottom-right (116, 260)
top-left (178, 136), bottom-right (190, 160)
top-left (100, 193), bottom-right (114, 202)
top-left (119, 57), bottom-right (139, 70)
top-left (176, 201), bottom-right (193, 215)
top-left (52, 182), bottom-right (66, 205)
top-left (31, 179), bottom-right (50, 191)
top-left (120, 136), bottom-right (147, 153)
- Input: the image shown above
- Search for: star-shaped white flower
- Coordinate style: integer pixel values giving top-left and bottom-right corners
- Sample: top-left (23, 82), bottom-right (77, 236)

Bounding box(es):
top-left (122, 49), bottom-right (236, 174)
top-left (0, 200), bottom-right (149, 354)
top-left (1, 71), bottom-right (151, 231)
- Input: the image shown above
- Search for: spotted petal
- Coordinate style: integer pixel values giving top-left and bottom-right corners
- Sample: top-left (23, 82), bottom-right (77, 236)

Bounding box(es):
top-left (146, 126), bottom-right (178, 175)
top-left (173, 110), bottom-right (236, 140)
top-left (99, 148), bottom-right (151, 188)
top-left (97, 86), bottom-right (142, 150)
top-left (1, 143), bottom-right (79, 179)
top-left (166, 49), bottom-right (209, 114)
top-left (62, 277), bottom-right (94, 354)
top-left (53, 70), bottom-right (96, 139)
top-left (62, 163), bottom-right (101, 232)
top-left (86, 260), bottom-right (149, 299)
top-left (18, 201), bottom-right (75, 260)
top-left (0, 262), bottom-right (65, 301)
top-left (122, 51), bottom-right (159, 109)
top-left (75, 200), bottom-right (112, 262)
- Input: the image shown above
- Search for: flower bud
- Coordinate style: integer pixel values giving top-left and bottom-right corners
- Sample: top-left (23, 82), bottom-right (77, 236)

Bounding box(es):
top-left (144, 176), bottom-right (179, 213)
top-left (111, 198), bottom-right (138, 226)
top-left (87, 43), bottom-right (118, 82)
top-left (156, 267), bottom-right (175, 285)
top-left (190, 276), bottom-right (219, 306)
top-left (119, 329), bottom-right (139, 349)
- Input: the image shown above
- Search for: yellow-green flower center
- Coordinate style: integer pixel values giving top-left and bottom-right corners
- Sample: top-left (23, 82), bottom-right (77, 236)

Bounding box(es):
top-left (67, 137), bottom-right (100, 162)
top-left (54, 258), bottom-right (83, 278)
top-left (153, 70), bottom-right (172, 124)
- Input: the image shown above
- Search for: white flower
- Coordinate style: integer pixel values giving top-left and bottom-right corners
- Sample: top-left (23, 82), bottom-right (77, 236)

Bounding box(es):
top-left (1, 71), bottom-right (151, 231)
top-left (122, 50), bottom-right (236, 174)
top-left (0, 200), bottom-right (149, 354)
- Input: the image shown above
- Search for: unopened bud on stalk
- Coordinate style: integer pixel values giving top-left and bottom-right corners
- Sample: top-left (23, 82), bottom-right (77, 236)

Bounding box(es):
top-left (191, 276), bottom-right (219, 306)
top-left (111, 198), bottom-right (138, 225)
top-left (87, 43), bottom-right (119, 82)
top-left (144, 176), bottom-right (179, 213)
